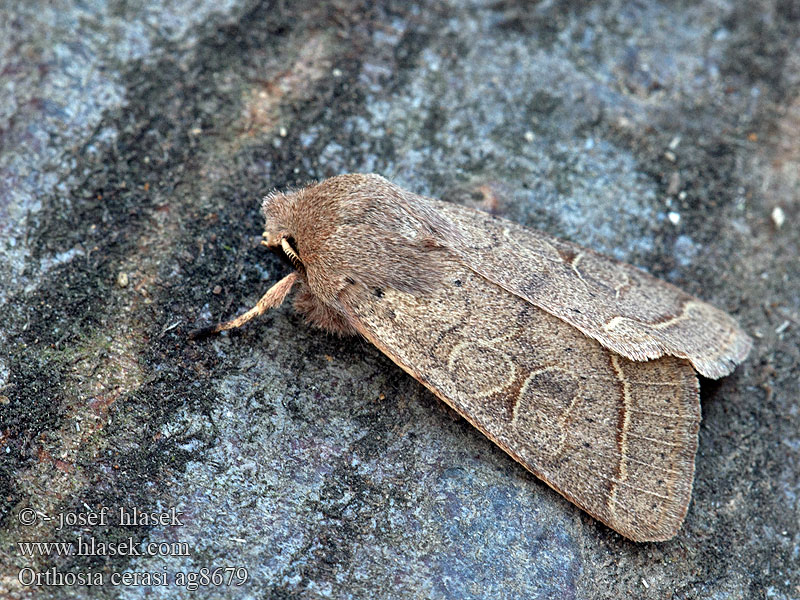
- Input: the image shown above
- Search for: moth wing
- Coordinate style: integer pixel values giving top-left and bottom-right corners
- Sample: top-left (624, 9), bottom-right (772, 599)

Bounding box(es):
top-left (431, 199), bottom-right (751, 379)
top-left (342, 257), bottom-right (700, 542)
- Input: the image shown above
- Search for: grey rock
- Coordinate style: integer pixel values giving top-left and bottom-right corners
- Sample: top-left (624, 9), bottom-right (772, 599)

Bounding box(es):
top-left (1, 0), bottom-right (798, 598)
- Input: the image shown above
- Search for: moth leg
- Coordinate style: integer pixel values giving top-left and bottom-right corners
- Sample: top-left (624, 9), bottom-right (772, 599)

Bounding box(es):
top-left (189, 272), bottom-right (298, 339)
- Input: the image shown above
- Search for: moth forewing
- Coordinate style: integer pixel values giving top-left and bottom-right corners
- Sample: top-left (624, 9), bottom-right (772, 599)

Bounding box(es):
top-left (431, 199), bottom-right (752, 379)
top-left (340, 256), bottom-right (701, 542)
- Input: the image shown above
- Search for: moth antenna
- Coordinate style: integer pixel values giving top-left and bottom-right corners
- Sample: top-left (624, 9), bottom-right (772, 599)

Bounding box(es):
top-left (281, 237), bottom-right (303, 269)
top-left (189, 272), bottom-right (299, 340)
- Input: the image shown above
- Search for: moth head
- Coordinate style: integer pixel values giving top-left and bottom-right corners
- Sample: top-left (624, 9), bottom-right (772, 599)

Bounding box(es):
top-left (260, 177), bottom-right (372, 287)
top-left (261, 230), bottom-right (303, 271)
top-left (260, 189), bottom-right (307, 272)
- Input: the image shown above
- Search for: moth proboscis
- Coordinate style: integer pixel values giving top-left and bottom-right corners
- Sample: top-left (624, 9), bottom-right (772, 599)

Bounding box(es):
top-left (190, 173), bottom-right (751, 542)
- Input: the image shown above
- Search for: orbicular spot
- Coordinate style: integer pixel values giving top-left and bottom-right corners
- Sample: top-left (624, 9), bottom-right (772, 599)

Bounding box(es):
top-left (573, 253), bottom-right (632, 298)
top-left (446, 340), bottom-right (517, 399)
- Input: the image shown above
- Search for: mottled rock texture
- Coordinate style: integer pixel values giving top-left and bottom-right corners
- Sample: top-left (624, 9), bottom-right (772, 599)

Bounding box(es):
top-left (1, 1), bottom-right (798, 598)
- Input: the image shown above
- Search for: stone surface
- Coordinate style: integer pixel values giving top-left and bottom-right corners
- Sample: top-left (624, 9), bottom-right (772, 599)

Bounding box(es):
top-left (1, 0), bottom-right (798, 598)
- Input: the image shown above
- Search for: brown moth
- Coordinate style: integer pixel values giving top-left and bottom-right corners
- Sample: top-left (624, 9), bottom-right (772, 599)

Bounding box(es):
top-left (191, 173), bottom-right (751, 542)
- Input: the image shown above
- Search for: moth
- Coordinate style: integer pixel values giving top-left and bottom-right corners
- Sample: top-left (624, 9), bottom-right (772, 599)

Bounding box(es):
top-left (191, 173), bottom-right (751, 542)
